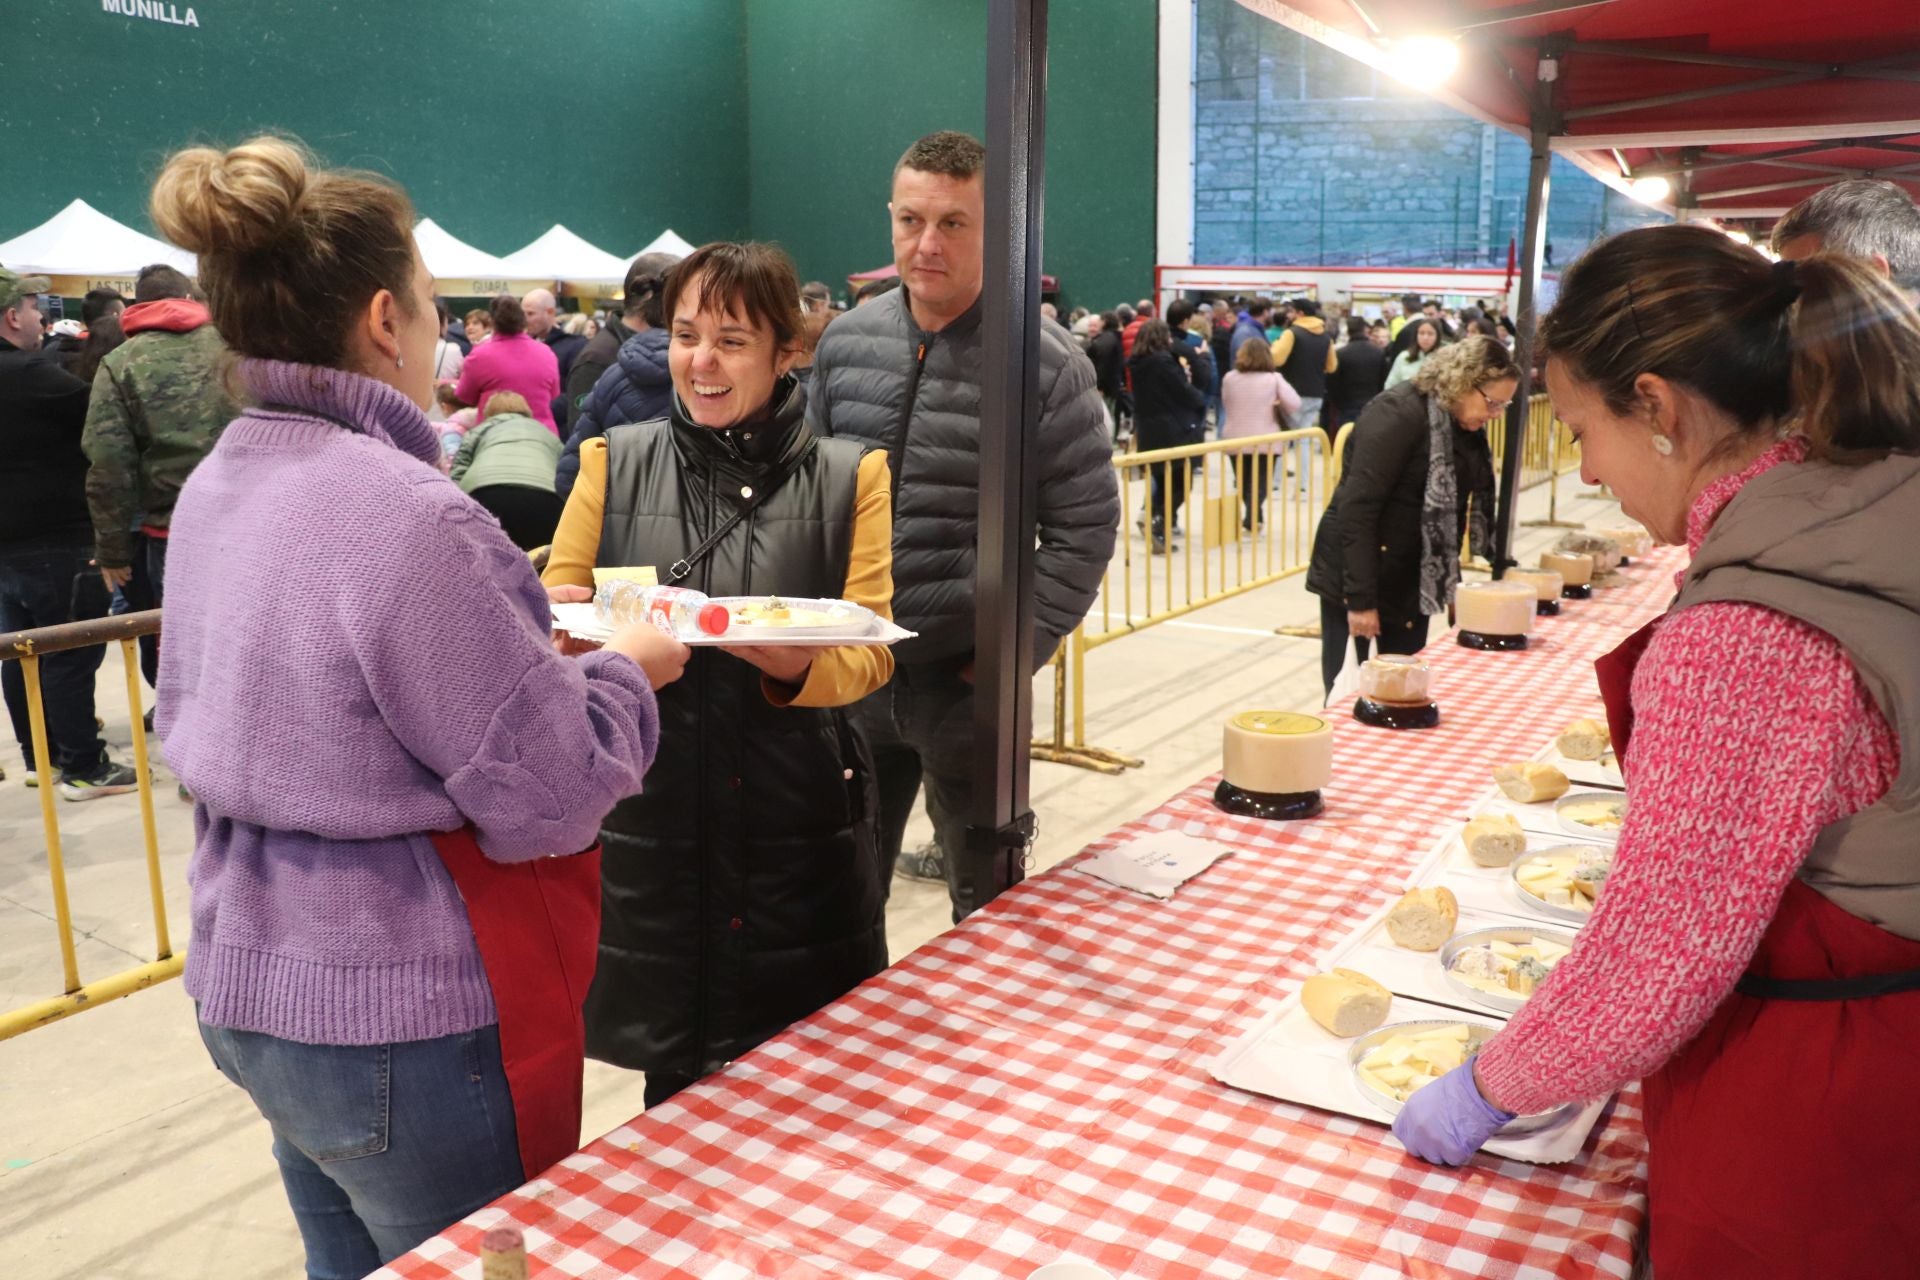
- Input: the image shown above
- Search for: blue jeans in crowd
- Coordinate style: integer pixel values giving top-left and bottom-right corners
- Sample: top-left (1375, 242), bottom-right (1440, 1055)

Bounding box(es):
top-left (0, 536), bottom-right (110, 774)
top-left (198, 1017), bottom-right (525, 1280)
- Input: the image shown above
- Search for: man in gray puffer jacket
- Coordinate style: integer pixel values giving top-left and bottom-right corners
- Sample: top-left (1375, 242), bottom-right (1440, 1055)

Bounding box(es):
top-left (809, 130), bottom-right (1119, 923)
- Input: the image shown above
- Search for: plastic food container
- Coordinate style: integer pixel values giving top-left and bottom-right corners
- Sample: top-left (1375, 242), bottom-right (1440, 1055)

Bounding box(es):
top-left (1358, 655), bottom-right (1431, 703)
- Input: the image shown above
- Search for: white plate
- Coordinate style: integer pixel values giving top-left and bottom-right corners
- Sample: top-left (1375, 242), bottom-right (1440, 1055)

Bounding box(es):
top-left (1402, 824), bottom-right (1596, 932)
top-left (1323, 899), bottom-right (1546, 1016)
top-left (1470, 788), bottom-right (1619, 845)
top-left (1509, 846), bottom-right (1612, 924)
top-left (1347, 1019), bottom-right (1574, 1136)
top-left (1555, 791), bottom-right (1627, 841)
top-left (1208, 991), bottom-right (1609, 1165)
top-left (1438, 925), bottom-right (1578, 1014)
top-left (551, 601), bottom-right (915, 648)
top-left (710, 595), bottom-right (876, 639)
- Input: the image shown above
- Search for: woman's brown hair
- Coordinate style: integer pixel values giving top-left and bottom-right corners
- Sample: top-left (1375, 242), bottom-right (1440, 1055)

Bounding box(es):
top-left (1234, 334), bottom-right (1275, 372)
top-left (1130, 319), bottom-right (1175, 360)
top-left (1541, 223), bottom-right (1920, 460)
top-left (150, 136), bottom-right (417, 368)
top-left (489, 294), bottom-right (527, 337)
top-left (663, 241), bottom-right (804, 352)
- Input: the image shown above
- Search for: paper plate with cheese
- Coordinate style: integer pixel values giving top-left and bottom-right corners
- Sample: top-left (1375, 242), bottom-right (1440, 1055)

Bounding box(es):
top-left (1510, 846), bottom-right (1613, 922)
top-left (1348, 1020), bottom-right (1572, 1136)
top-left (710, 596), bottom-right (876, 638)
top-left (1555, 791), bottom-right (1627, 840)
top-left (1439, 926), bottom-right (1576, 1013)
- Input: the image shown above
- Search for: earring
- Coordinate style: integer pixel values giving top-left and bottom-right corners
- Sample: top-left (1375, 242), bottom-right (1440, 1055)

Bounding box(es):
top-left (395, 355), bottom-right (405, 370)
top-left (1652, 433), bottom-right (1674, 456)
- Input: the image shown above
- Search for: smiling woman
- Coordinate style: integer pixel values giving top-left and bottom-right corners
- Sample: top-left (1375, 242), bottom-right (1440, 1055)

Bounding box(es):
top-left (541, 240), bottom-right (898, 1108)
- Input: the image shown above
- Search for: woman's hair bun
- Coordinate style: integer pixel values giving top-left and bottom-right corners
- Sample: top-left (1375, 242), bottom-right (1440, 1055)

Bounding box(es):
top-left (150, 136), bottom-right (311, 257)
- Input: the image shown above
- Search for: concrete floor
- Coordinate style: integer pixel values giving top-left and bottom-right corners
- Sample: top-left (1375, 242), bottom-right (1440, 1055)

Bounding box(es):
top-left (0, 478), bottom-right (1615, 1278)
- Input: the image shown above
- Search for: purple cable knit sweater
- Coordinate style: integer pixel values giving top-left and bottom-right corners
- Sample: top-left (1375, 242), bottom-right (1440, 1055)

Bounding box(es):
top-left (159, 359), bottom-right (659, 1045)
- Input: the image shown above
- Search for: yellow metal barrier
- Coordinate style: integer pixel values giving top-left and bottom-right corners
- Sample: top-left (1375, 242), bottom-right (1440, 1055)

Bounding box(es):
top-left (1036, 394), bottom-right (1579, 774)
top-left (1032, 427), bottom-right (1333, 772)
top-left (1, 611), bottom-right (182, 1041)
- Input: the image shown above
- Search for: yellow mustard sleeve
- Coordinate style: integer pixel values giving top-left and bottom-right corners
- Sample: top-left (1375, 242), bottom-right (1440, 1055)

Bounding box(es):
top-left (541, 438), bottom-right (607, 591)
top-left (765, 448), bottom-right (896, 709)
top-left (1270, 330), bottom-right (1295, 369)
top-left (1326, 342), bottom-right (1340, 374)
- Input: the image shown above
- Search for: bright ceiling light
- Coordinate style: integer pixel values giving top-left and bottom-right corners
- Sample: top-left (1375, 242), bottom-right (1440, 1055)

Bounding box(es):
top-left (1725, 229), bottom-right (1753, 246)
top-left (1385, 36), bottom-right (1460, 90)
top-left (1628, 175), bottom-right (1672, 204)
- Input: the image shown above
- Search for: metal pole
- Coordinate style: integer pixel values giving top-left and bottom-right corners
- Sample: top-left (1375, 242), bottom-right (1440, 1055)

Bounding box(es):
top-left (973, 0), bottom-right (1046, 898)
top-left (1494, 48), bottom-right (1558, 576)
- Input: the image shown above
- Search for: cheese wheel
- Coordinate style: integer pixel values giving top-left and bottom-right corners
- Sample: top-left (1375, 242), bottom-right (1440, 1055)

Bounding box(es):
top-left (1221, 711), bottom-right (1334, 795)
top-left (1556, 718), bottom-right (1611, 762)
top-left (1358, 656), bottom-right (1431, 703)
top-left (1386, 886), bottom-right (1458, 951)
top-left (1601, 527), bottom-right (1653, 557)
top-left (1461, 813), bottom-right (1527, 867)
top-left (1556, 533), bottom-right (1623, 573)
top-left (1493, 761), bottom-right (1570, 803)
top-left (1504, 567), bottom-right (1563, 602)
top-left (1455, 581), bottom-right (1536, 637)
top-left (1301, 968), bottom-right (1393, 1037)
top-left (1540, 551), bottom-right (1594, 586)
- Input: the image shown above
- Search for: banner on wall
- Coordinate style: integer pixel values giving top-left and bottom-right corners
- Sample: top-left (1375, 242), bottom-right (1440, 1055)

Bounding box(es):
top-left (98, 0), bottom-right (202, 28)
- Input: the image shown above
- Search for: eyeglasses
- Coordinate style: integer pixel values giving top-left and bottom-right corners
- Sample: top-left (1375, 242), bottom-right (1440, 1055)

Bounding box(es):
top-left (1479, 389), bottom-right (1513, 415)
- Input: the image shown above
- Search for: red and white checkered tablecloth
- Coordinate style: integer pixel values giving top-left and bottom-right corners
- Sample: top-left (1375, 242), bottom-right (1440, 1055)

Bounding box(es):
top-left (379, 550), bottom-right (1680, 1280)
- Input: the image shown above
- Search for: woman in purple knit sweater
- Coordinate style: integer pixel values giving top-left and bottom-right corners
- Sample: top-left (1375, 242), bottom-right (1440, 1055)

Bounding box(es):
top-left (147, 136), bottom-right (690, 1279)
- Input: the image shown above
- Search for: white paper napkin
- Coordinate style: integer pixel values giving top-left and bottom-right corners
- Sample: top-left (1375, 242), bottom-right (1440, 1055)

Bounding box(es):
top-left (1077, 831), bottom-right (1239, 899)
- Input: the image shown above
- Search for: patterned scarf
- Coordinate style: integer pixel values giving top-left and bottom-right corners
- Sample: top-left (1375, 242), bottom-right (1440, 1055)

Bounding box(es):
top-left (1418, 391), bottom-right (1461, 617)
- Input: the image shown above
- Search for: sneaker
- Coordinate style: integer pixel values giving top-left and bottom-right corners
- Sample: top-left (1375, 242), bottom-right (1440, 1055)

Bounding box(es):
top-left (58, 760), bottom-right (141, 802)
top-left (178, 783), bottom-right (194, 803)
top-left (896, 842), bottom-right (946, 884)
top-left (24, 768), bottom-right (37, 788)
top-left (143, 707), bottom-right (156, 734)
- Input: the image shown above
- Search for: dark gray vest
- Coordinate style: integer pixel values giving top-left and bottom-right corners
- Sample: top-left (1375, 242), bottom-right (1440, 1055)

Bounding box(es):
top-left (1673, 449), bottom-right (1920, 940)
top-left (582, 392), bottom-right (886, 1077)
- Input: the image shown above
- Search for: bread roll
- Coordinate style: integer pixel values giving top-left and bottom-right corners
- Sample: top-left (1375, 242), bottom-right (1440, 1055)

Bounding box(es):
top-left (1461, 813), bottom-right (1527, 867)
top-left (1386, 886), bottom-right (1458, 951)
top-left (1301, 968), bottom-right (1393, 1037)
top-left (1556, 718), bottom-right (1611, 762)
top-left (1493, 762), bottom-right (1570, 803)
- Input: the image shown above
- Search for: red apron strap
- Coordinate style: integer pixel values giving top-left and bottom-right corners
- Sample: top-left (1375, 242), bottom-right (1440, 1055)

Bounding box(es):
top-left (1593, 617), bottom-right (1659, 778)
top-left (430, 828), bottom-right (602, 1181)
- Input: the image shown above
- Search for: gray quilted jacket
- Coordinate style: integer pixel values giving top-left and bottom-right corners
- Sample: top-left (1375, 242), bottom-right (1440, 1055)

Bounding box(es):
top-left (807, 288), bottom-right (1118, 666)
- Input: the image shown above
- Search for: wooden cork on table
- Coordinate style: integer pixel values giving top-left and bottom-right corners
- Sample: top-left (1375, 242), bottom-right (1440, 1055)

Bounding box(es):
top-left (481, 1226), bottom-right (529, 1280)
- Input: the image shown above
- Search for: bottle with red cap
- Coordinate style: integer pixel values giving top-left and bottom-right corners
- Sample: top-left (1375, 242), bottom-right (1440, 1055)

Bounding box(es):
top-left (596, 582), bottom-right (730, 640)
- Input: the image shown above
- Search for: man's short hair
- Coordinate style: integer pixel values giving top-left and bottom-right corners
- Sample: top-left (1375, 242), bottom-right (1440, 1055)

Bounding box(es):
top-left (1401, 292), bottom-right (1422, 311)
top-left (1289, 296), bottom-right (1318, 318)
top-left (1165, 298), bottom-right (1196, 328)
top-left (82, 288), bottom-right (125, 325)
top-left (133, 264), bottom-right (194, 303)
top-left (854, 276), bottom-right (900, 305)
top-left (894, 131), bottom-right (986, 183)
top-left (1771, 178), bottom-right (1920, 284)
top-left (1246, 299), bottom-right (1271, 319)
top-left (1115, 304), bottom-right (1136, 325)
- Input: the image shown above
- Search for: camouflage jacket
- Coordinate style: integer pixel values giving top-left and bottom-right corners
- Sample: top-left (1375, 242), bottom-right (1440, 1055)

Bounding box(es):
top-left (82, 312), bottom-right (237, 567)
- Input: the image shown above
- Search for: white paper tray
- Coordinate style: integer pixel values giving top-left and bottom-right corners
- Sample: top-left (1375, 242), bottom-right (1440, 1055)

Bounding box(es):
top-left (1403, 820), bottom-right (1603, 931)
top-left (1324, 901), bottom-right (1566, 1017)
top-left (1208, 991), bottom-right (1608, 1165)
top-left (1533, 742), bottom-right (1623, 792)
top-left (551, 601), bottom-right (916, 648)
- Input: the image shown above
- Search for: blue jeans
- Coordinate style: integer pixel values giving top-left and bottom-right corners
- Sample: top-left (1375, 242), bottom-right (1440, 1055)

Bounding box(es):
top-left (198, 1018), bottom-right (524, 1280)
top-left (0, 536), bottom-right (110, 773)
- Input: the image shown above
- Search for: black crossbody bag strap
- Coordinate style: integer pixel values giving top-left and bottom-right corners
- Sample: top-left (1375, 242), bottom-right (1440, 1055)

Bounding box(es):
top-left (665, 438), bottom-right (818, 585)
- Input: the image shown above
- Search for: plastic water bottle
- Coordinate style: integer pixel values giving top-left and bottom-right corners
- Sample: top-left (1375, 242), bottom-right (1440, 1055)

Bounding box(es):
top-left (595, 582), bottom-right (729, 639)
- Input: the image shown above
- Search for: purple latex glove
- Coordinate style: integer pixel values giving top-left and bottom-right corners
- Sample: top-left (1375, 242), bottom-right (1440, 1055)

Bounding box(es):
top-left (1392, 1059), bottom-right (1516, 1165)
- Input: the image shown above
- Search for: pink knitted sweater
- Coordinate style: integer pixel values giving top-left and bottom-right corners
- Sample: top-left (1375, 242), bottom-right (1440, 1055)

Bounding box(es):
top-left (1475, 438), bottom-right (1901, 1115)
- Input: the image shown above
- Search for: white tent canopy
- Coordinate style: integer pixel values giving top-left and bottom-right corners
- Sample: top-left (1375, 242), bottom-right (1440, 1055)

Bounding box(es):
top-left (413, 218), bottom-right (511, 279)
top-left (495, 225), bottom-right (630, 285)
top-left (636, 228), bottom-right (697, 259)
top-left (0, 199), bottom-right (196, 278)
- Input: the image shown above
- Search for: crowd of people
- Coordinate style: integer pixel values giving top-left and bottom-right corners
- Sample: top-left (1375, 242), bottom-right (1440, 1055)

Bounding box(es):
top-left (3, 121), bottom-right (1918, 1278)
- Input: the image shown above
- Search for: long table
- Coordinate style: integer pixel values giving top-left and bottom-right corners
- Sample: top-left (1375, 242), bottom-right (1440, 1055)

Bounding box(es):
top-left (381, 550), bottom-right (1677, 1279)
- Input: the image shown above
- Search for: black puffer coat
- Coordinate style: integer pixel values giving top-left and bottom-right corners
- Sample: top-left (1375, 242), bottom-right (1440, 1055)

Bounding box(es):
top-left (584, 382), bottom-right (887, 1079)
top-left (1127, 348), bottom-right (1206, 452)
top-left (1305, 381), bottom-right (1494, 615)
top-left (806, 288), bottom-right (1117, 665)
top-left (556, 327), bottom-right (672, 500)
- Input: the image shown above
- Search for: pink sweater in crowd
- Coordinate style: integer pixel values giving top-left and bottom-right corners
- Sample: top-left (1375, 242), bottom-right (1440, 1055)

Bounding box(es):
top-left (1219, 370), bottom-right (1302, 448)
top-left (454, 331), bottom-right (562, 432)
top-left (1475, 437), bottom-right (1901, 1115)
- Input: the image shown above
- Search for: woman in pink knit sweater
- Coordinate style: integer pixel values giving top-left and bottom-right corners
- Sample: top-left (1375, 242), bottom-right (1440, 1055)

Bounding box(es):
top-left (1395, 224), bottom-right (1920, 1277)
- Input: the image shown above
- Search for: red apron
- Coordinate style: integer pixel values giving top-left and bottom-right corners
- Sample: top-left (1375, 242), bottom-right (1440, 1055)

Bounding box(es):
top-left (1596, 624), bottom-right (1920, 1278)
top-left (429, 829), bottom-right (602, 1181)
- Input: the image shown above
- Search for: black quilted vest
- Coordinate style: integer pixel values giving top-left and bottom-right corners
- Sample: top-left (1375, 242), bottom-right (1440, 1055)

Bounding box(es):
top-left (583, 380), bottom-right (887, 1077)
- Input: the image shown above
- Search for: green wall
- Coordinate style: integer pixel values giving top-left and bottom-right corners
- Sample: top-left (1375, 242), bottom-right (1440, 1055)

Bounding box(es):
top-left (0, 0), bottom-right (751, 256)
top-left (745, 0), bottom-right (1158, 310)
top-left (2, 0), bottom-right (1156, 308)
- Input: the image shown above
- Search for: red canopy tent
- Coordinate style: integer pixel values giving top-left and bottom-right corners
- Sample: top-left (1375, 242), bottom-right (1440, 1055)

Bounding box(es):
top-left (1233, 0), bottom-right (1920, 564)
